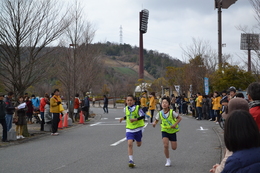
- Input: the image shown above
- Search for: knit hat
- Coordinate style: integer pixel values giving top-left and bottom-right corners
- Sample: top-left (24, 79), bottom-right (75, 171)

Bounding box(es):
top-left (222, 98), bottom-right (249, 119)
top-left (228, 86), bottom-right (236, 93)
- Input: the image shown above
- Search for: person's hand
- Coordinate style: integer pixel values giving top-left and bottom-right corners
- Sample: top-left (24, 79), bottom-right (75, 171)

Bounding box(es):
top-left (119, 118), bottom-right (123, 123)
top-left (152, 122), bottom-right (156, 127)
top-left (57, 101), bottom-right (61, 105)
top-left (209, 164), bottom-right (219, 173)
top-left (171, 124), bottom-right (176, 129)
top-left (15, 107), bottom-right (18, 110)
top-left (130, 118), bottom-right (137, 123)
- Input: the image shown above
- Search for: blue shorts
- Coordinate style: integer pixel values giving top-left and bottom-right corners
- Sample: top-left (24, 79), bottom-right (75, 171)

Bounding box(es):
top-left (126, 130), bottom-right (143, 142)
top-left (162, 132), bottom-right (177, 141)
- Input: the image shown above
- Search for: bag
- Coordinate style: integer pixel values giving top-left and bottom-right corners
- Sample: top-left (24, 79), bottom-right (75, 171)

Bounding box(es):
top-left (59, 104), bottom-right (64, 112)
top-left (146, 111), bottom-right (151, 117)
top-left (13, 114), bottom-right (18, 123)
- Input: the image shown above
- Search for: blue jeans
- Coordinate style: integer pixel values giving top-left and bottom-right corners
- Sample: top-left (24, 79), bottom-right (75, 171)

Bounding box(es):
top-left (209, 109), bottom-right (214, 120)
top-left (103, 104), bottom-right (108, 113)
top-left (5, 114), bottom-right (13, 132)
top-left (196, 107), bottom-right (202, 120)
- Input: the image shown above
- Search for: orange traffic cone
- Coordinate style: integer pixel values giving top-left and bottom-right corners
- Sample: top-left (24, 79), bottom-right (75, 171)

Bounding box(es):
top-left (63, 113), bottom-right (68, 128)
top-left (78, 111), bottom-right (85, 124)
top-left (58, 114), bottom-right (63, 129)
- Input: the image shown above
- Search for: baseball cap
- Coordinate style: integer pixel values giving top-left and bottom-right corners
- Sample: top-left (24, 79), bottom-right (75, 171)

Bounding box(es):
top-left (222, 98), bottom-right (249, 119)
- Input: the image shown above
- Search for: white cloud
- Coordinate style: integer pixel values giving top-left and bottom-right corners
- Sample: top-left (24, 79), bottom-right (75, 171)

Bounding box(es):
top-left (64, 0), bottom-right (257, 63)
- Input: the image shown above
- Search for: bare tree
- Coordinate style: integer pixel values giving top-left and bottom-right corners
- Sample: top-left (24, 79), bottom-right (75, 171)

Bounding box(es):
top-left (0, 0), bottom-right (71, 97)
top-left (57, 0), bottom-right (103, 117)
top-left (181, 37), bottom-right (218, 71)
top-left (235, 0), bottom-right (260, 80)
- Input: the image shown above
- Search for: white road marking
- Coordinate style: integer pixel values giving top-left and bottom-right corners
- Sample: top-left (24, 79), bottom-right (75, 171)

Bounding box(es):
top-left (90, 122), bottom-right (101, 126)
top-left (101, 118), bottom-right (108, 120)
top-left (197, 126), bottom-right (208, 131)
top-left (110, 137), bottom-right (127, 146)
top-left (96, 124), bottom-right (125, 126)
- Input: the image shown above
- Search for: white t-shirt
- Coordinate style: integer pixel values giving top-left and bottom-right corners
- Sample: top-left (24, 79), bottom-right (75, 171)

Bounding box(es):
top-left (155, 110), bottom-right (179, 120)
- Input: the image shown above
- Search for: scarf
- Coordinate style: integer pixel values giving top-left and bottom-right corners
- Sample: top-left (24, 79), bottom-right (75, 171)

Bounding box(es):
top-left (249, 100), bottom-right (260, 109)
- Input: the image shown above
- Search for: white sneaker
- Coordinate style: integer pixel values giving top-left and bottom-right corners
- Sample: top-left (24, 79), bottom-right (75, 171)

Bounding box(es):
top-left (20, 135), bottom-right (25, 139)
top-left (216, 122), bottom-right (219, 125)
top-left (16, 135), bottom-right (21, 139)
top-left (165, 160), bottom-right (171, 167)
top-left (51, 133), bottom-right (59, 136)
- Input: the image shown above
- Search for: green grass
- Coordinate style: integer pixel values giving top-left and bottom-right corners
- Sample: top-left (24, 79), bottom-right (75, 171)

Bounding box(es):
top-left (113, 67), bottom-right (137, 77)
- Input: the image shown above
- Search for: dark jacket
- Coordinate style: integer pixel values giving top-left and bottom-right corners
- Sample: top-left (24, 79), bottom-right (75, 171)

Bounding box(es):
top-left (4, 97), bottom-right (15, 114)
top-left (0, 100), bottom-right (6, 119)
top-left (222, 147), bottom-right (260, 173)
top-left (83, 96), bottom-right (90, 107)
top-left (26, 100), bottom-right (34, 114)
top-left (104, 97), bottom-right (108, 105)
top-left (15, 101), bottom-right (27, 125)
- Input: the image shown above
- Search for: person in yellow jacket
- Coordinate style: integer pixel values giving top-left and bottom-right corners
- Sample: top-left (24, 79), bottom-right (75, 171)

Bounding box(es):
top-left (212, 91), bottom-right (221, 124)
top-left (140, 93), bottom-right (148, 112)
top-left (50, 89), bottom-right (62, 136)
top-left (196, 92), bottom-right (203, 120)
top-left (119, 95), bottom-right (146, 168)
top-left (153, 96), bottom-right (182, 167)
top-left (148, 92), bottom-right (156, 123)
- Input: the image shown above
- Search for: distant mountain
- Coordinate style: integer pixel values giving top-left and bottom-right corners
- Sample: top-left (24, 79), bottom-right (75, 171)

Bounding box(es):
top-left (94, 42), bottom-right (184, 79)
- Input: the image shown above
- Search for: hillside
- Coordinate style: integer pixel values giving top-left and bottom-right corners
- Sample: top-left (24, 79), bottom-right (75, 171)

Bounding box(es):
top-left (104, 56), bottom-right (155, 80)
top-left (95, 42), bottom-right (184, 79)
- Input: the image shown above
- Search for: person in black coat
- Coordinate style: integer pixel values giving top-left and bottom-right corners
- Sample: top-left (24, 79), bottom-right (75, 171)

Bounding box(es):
top-left (0, 93), bottom-right (8, 142)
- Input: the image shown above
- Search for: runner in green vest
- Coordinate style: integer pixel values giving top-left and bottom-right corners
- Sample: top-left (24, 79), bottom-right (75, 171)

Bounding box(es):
top-left (153, 96), bottom-right (182, 167)
top-left (119, 95), bottom-right (146, 168)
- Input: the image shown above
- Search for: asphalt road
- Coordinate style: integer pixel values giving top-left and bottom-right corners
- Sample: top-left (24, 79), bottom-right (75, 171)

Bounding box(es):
top-left (0, 107), bottom-right (224, 173)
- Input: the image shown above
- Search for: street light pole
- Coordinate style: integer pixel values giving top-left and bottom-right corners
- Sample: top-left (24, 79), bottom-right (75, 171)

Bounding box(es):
top-left (215, 0), bottom-right (237, 69)
top-left (139, 9), bottom-right (149, 79)
top-left (217, 1), bottom-right (222, 69)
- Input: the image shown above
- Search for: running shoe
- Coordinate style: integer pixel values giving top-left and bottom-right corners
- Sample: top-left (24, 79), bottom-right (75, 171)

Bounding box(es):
top-left (165, 160), bottom-right (171, 167)
top-left (128, 160), bottom-right (135, 168)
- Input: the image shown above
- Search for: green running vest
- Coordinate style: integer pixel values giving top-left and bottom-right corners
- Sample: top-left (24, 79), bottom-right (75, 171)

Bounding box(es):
top-left (159, 109), bottom-right (179, 134)
top-left (125, 105), bottom-right (144, 129)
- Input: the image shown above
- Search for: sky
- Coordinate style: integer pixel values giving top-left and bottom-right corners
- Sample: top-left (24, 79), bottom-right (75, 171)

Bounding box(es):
top-left (67, 0), bottom-right (257, 63)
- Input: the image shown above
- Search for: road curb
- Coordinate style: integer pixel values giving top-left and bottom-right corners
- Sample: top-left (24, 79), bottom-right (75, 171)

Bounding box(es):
top-left (212, 126), bottom-right (225, 163)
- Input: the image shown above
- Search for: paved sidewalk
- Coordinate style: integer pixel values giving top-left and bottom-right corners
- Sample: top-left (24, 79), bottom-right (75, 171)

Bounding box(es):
top-left (0, 113), bottom-right (100, 147)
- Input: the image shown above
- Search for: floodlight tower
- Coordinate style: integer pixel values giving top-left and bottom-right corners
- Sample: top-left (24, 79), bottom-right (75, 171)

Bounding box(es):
top-left (215, 0), bottom-right (237, 69)
top-left (240, 33), bottom-right (260, 72)
top-left (139, 9), bottom-right (149, 79)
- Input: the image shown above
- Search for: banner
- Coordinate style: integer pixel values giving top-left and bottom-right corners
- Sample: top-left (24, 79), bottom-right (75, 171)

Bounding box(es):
top-left (174, 85), bottom-right (180, 95)
top-left (204, 77), bottom-right (209, 95)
